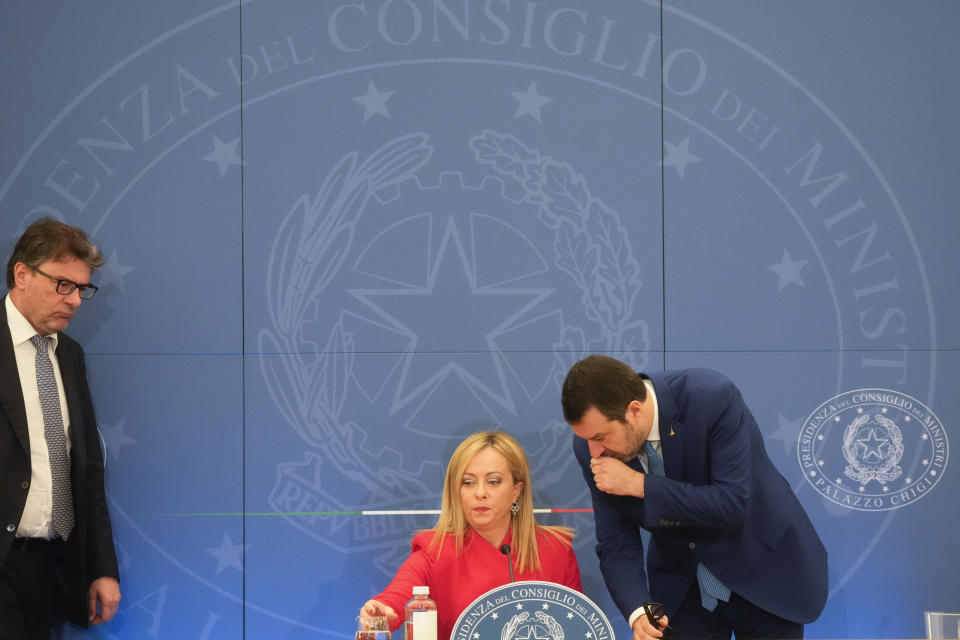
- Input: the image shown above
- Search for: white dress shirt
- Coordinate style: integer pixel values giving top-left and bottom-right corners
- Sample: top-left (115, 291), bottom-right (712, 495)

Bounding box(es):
top-left (5, 294), bottom-right (72, 539)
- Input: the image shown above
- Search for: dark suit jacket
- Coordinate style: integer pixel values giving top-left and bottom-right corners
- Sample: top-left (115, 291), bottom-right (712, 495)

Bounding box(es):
top-left (0, 297), bottom-right (119, 627)
top-left (574, 368), bottom-right (827, 625)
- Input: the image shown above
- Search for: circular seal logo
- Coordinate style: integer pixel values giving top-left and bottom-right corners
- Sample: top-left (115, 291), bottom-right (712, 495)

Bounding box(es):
top-left (798, 389), bottom-right (948, 511)
top-left (452, 581), bottom-right (614, 640)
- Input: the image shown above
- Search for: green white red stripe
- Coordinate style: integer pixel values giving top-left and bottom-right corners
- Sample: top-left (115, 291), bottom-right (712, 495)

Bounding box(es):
top-left (357, 508), bottom-right (592, 516)
top-left (167, 508), bottom-right (592, 517)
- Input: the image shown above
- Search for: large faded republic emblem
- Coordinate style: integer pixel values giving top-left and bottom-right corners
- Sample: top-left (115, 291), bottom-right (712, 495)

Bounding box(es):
top-left (259, 130), bottom-right (648, 570)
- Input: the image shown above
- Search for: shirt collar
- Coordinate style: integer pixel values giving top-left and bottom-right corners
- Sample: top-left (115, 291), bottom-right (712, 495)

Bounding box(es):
top-left (644, 377), bottom-right (660, 443)
top-left (4, 294), bottom-right (59, 351)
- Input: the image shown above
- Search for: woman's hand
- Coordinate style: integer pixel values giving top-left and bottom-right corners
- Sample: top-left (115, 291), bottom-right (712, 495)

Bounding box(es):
top-left (360, 599), bottom-right (399, 622)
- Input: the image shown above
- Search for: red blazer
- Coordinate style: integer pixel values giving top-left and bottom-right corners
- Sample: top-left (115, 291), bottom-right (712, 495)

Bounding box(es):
top-left (373, 527), bottom-right (582, 640)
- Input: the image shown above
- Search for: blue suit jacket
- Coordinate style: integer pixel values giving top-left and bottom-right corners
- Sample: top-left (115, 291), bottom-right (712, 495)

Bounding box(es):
top-left (574, 368), bottom-right (827, 624)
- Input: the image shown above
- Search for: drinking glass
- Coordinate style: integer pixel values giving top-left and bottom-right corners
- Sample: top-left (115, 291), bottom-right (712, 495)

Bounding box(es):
top-left (356, 615), bottom-right (390, 640)
top-left (925, 612), bottom-right (960, 640)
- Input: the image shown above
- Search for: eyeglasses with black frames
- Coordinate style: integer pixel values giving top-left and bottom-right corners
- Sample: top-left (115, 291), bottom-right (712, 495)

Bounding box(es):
top-left (33, 266), bottom-right (99, 300)
top-left (644, 602), bottom-right (677, 640)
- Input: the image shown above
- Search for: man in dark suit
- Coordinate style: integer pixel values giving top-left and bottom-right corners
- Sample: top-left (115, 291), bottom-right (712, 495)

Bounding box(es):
top-left (1, 218), bottom-right (120, 638)
top-left (562, 355), bottom-right (827, 640)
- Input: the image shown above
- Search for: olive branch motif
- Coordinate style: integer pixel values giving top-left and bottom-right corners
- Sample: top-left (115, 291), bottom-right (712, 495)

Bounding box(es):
top-left (534, 611), bottom-right (565, 640)
top-left (259, 134), bottom-right (433, 498)
top-left (468, 130), bottom-right (649, 371)
top-left (501, 612), bottom-right (530, 640)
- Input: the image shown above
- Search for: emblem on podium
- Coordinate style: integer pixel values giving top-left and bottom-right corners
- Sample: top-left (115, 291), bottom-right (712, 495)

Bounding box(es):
top-left (452, 581), bottom-right (613, 640)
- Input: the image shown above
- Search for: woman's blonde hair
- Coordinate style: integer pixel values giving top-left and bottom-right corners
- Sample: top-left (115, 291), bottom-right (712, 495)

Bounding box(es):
top-left (428, 430), bottom-right (573, 572)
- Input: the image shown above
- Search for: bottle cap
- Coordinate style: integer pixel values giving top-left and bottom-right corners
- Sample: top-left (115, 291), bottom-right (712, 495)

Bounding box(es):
top-left (413, 586), bottom-right (430, 595)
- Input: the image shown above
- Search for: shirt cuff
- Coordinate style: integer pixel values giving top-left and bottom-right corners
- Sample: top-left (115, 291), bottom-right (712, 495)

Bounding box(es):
top-left (628, 606), bottom-right (646, 628)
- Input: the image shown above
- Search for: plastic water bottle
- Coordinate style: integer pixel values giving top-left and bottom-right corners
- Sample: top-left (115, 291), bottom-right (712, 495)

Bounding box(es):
top-left (404, 586), bottom-right (437, 640)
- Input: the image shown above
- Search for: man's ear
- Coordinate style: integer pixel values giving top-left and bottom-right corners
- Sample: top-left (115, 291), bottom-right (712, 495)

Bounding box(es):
top-left (12, 262), bottom-right (30, 289)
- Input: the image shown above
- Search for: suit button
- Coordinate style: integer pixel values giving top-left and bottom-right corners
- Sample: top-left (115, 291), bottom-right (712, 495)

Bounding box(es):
top-left (688, 542), bottom-right (696, 549)
top-left (20, 481), bottom-right (29, 490)
top-left (5, 524), bottom-right (15, 533)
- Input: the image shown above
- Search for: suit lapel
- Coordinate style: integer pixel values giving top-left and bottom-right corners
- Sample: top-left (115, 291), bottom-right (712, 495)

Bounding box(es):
top-left (0, 298), bottom-right (31, 455)
top-left (649, 372), bottom-right (684, 480)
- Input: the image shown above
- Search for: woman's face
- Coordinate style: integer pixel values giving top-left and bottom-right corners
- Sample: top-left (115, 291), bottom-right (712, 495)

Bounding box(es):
top-left (459, 447), bottom-right (523, 540)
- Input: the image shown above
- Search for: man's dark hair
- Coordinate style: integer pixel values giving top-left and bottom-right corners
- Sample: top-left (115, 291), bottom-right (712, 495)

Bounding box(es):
top-left (561, 354), bottom-right (647, 424)
top-left (6, 217), bottom-right (103, 288)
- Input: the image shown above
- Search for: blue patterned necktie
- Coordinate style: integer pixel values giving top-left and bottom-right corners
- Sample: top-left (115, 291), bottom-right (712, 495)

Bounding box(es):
top-left (643, 440), bottom-right (730, 612)
top-left (643, 440), bottom-right (664, 476)
top-left (31, 335), bottom-right (75, 541)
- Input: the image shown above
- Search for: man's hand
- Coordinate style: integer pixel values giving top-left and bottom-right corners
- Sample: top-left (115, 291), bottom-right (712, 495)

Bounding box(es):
top-left (360, 599), bottom-right (399, 623)
top-left (590, 457), bottom-right (645, 497)
top-left (632, 609), bottom-right (669, 640)
top-left (88, 577), bottom-right (121, 625)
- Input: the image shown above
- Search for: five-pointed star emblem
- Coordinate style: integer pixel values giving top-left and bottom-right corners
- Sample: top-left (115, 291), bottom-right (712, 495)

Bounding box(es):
top-left (353, 80), bottom-right (395, 122)
top-left (206, 532), bottom-right (249, 574)
top-left (203, 134), bottom-right (244, 177)
top-left (512, 81), bottom-right (553, 122)
top-left (351, 218), bottom-right (551, 413)
top-left (96, 250), bottom-right (135, 293)
top-left (766, 249), bottom-right (808, 290)
top-left (659, 137), bottom-right (700, 178)
top-left (856, 427), bottom-right (890, 462)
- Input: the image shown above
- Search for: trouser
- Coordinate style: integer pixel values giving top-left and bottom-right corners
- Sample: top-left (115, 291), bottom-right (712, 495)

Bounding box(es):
top-left (0, 537), bottom-right (63, 640)
top-left (671, 578), bottom-right (804, 640)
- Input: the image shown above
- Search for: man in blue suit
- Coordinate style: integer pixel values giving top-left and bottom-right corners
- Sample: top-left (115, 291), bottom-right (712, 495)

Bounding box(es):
top-left (562, 355), bottom-right (827, 640)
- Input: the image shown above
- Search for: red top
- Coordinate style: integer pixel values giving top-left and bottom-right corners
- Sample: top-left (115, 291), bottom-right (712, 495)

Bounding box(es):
top-left (373, 528), bottom-right (582, 640)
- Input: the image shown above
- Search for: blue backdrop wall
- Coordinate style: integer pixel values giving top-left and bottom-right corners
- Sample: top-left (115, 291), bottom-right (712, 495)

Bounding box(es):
top-left (1, 2), bottom-right (957, 638)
